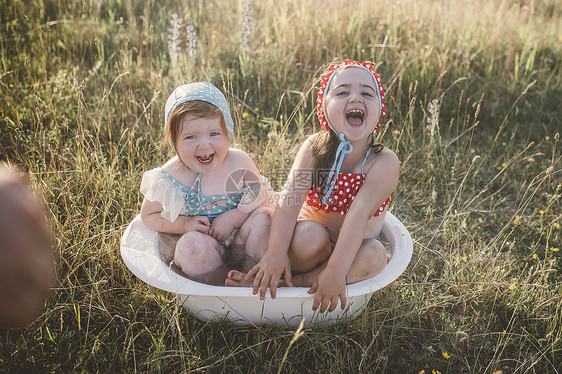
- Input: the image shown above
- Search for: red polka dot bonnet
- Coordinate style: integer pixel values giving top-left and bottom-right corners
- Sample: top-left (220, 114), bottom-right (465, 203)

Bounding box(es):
top-left (316, 59), bottom-right (387, 135)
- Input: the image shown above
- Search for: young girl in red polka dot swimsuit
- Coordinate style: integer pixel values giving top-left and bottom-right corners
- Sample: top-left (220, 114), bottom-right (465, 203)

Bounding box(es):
top-left (226, 60), bottom-right (400, 314)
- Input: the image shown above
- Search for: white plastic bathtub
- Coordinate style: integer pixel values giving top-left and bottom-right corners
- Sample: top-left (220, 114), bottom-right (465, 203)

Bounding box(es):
top-left (120, 212), bottom-right (412, 327)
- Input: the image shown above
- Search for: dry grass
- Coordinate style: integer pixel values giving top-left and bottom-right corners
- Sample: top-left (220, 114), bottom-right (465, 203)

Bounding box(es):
top-left (0, 0), bottom-right (560, 372)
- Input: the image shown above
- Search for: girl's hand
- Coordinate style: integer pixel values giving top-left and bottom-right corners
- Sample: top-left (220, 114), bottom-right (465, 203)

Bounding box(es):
top-left (184, 216), bottom-right (210, 234)
top-left (245, 251), bottom-right (293, 300)
top-left (209, 213), bottom-right (236, 242)
top-left (308, 269), bottom-right (347, 313)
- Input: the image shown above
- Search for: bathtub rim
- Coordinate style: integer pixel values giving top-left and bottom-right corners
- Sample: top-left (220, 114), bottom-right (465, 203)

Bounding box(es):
top-left (120, 211), bottom-right (412, 298)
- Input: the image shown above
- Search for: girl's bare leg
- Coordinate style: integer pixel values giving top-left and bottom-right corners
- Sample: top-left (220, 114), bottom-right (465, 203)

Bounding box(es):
top-left (174, 231), bottom-right (224, 277)
top-left (225, 207), bottom-right (272, 286)
top-left (227, 235), bottom-right (387, 288)
top-left (232, 207), bottom-right (273, 261)
top-left (225, 219), bottom-right (331, 286)
top-left (287, 220), bottom-right (332, 273)
top-left (292, 237), bottom-right (387, 286)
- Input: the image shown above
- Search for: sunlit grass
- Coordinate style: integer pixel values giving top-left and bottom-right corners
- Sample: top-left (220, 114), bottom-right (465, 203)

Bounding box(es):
top-left (0, 0), bottom-right (560, 372)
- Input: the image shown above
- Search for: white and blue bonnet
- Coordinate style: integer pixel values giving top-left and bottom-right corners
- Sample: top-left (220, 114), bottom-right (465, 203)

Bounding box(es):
top-left (164, 82), bottom-right (234, 151)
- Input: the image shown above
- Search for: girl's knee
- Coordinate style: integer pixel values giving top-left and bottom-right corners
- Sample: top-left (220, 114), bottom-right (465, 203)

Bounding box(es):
top-left (362, 238), bottom-right (387, 264)
top-left (237, 207), bottom-right (272, 238)
top-left (350, 239), bottom-right (387, 281)
top-left (249, 207), bottom-right (272, 227)
top-left (234, 207), bottom-right (272, 259)
top-left (289, 221), bottom-right (331, 272)
top-left (174, 231), bottom-right (223, 277)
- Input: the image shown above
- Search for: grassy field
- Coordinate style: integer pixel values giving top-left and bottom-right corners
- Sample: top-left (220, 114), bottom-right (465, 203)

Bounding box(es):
top-left (1, 0), bottom-right (561, 372)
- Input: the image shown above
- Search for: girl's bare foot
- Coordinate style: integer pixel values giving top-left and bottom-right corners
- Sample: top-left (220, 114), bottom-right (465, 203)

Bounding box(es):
top-left (224, 270), bottom-right (254, 287)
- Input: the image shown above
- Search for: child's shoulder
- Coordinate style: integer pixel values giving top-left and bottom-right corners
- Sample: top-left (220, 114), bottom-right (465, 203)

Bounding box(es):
top-left (161, 156), bottom-right (181, 172)
top-left (161, 156), bottom-right (195, 180)
top-left (296, 133), bottom-right (321, 154)
top-left (365, 147), bottom-right (400, 174)
top-left (304, 132), bottom-right (321, 145)
top-left (377, 146), bottom-right (399, 160)
top-left (225, 147), bottom-right (255, 167)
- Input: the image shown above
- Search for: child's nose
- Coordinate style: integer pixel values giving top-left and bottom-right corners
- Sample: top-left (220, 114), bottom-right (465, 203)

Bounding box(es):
top-left (349, 92), bottom-right (363, 103)
top-left (197, 136), bottom-right (212, 148)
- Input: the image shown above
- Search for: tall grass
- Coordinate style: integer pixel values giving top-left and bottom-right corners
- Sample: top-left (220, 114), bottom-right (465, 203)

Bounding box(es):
top-left (1, 0), bottom-right (560, 372)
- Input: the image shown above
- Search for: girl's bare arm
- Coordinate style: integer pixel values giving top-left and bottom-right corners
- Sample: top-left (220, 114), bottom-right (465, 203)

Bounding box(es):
top-left (311, 148), bottom-right (400, 311)
top-left (140, 198), bottom-right (209, 234)
top-left (246, 136), bottom-right (317, 298)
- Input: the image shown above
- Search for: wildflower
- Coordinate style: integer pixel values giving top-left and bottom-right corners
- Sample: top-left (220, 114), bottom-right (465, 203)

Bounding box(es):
top-left (551, 247), bottom-right (560, 252)
top-left (533, 254), bottom-right (538, 259)
top-left (168, 13), bottom-right (183, 73)
top-left (502, 142), bottom-right (506, 146)
top-left (9, 84), bottom-right (13, 87)
top-left (470, 149), bottom-right (475, 154)
top-left (428, 100), bottom-right (440, 117)
top-left (240, 0), bottom-right (253, 54)
top-left (545, 136), bottom-right (550, 141)
top-left (254, 107), bottom-right (259, 112)
top-left (502, 162), bottom-right (507, 168)
top-left (527, 157), bottom-right (535, 162)
top-left (478, 218), bottom-right (484, 223)
top-left (185, 24), bottom-right (197, 64)
top-left (513, 215), bottom-right (520, 224)
top-left (426, 99), bottom-right (440, 137)
top-left (442, 352), bottom-right (450, 359)
top-left (393, 130), bottom-right (400, 135)
top-left (242, 112), bottom-right (249, 119)
top-left (432, 370), bottom-right (442, 374)
top-left (553, 222), bottom-right (560, 230)
top-left (539, 210), bottom-right (545, 215)
top-left (509, 284), bottom-right (517, 291)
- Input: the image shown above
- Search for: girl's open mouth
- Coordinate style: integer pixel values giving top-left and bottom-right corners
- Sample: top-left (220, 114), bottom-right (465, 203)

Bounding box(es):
top-left (196, 154), bottom-right (214, 164)
top-left (346, 109), bottom-right (364, 126)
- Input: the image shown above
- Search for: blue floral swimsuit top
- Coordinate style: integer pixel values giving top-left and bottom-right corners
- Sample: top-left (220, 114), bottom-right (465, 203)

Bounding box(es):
top-left (140, 167), bottom-right (264, 223)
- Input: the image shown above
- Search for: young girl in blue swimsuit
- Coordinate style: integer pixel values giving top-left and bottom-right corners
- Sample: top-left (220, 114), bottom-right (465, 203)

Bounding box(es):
top-left (140, 82), bottom-right (272, 281)
top-left (227, 60), bottom-right (400, 313)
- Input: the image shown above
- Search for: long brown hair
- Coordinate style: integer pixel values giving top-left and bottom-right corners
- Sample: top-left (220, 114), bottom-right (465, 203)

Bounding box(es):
top-left (310, 131), bottom-right (384, 193)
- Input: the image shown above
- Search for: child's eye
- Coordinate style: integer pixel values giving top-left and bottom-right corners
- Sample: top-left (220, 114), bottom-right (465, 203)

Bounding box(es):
top-left (210, 131), bottom-right (221, 136)
top-left (362, 92), bottom-right (374, 97)
top-left (185, 135), bottom-right (196, 140)
top-left (336, 91), bottom-right (348, 96)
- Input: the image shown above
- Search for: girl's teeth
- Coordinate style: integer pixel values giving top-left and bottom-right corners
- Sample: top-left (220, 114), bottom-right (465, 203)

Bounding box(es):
top-left (346, 110), bottom-right (364, 126)
top-left (197, 154), bottom-right (213, 163)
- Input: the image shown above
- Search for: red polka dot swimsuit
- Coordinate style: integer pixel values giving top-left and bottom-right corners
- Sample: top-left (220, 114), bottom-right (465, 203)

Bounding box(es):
top-left (305, 150), bottom-right (392, 216)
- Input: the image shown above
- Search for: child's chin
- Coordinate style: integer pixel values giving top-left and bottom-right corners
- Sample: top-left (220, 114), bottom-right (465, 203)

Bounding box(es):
top-left (343, 125), bottom-right (368, 136)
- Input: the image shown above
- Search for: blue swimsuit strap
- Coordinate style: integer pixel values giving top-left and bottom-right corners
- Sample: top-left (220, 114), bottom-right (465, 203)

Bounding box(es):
top-left (361, 147), bottom-right (372, 175)
top-left (321, 143), bottom-right (372, 205)
top-left (321, 134), bottom-right (353, 205)
top-left (187, 173), bottom-right (204, 211)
